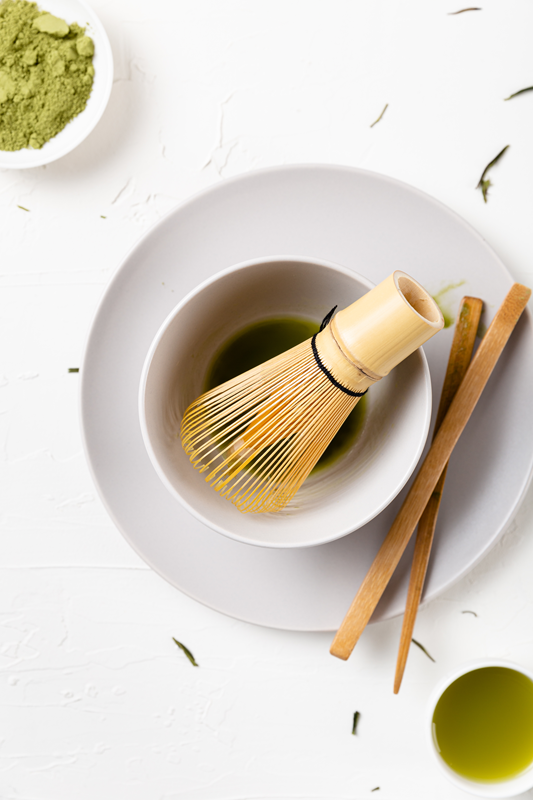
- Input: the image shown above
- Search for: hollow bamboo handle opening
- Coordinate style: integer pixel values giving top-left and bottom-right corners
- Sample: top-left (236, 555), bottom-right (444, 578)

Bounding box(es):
top-left (332, 271), bottom-right (444, 378)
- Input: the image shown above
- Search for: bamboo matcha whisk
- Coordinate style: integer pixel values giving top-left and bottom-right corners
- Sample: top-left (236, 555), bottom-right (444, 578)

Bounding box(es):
top-left (180, 271), bottom-right (444, 513)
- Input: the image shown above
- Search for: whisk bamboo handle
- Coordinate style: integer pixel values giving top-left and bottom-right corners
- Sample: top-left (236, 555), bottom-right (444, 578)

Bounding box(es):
top-left (332, 272), bottom-right (444, 379)
top-left (330, 283), bottom-right (531, 661)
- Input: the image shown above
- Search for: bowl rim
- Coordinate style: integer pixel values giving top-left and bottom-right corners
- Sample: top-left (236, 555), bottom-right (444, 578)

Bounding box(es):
top-left (138, 254), bottom-right (433, 549)
top-left (0, 0), bottom-right (114, 169)
top-left (426, 658), bottom-right (533, 797)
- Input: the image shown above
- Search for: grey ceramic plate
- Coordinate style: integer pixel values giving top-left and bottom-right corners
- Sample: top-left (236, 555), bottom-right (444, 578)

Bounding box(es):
top-left (81, 165), bottom-right (533, 631)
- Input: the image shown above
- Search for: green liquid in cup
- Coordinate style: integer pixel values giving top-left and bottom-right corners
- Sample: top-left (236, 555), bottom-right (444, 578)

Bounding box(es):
top-left (432, 667), bottom-right (533, 782)
top-left (204, 317), bottom-right (366, 471)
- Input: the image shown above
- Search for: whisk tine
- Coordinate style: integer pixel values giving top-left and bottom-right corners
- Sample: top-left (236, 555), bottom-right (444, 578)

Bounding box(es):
top-left (261, 390), bottom-right (354, 503)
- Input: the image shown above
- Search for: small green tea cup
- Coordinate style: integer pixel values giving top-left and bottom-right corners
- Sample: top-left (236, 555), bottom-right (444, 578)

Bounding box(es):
top-left (427, 659), bottom-right (533, 797)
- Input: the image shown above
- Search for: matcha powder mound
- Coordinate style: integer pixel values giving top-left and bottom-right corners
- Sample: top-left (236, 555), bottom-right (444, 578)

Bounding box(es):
top-left (0, 0), bottom-right (95, 151)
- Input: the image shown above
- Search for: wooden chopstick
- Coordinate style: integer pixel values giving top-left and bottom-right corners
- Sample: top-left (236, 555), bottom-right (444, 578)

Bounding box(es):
top-left (393, 296), bottom-right (483, 694)
top-left (330, 283), bottom-right (531, 662)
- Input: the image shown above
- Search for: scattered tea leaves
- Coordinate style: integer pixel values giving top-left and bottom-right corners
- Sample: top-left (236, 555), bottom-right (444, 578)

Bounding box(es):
top-left (17, 205), bottom-right (29, 211)
top-left (462, 610), bottom-right (478, 617)
top-left (370, 103), bottom-right (388, 128)
top-left (476, 145), bottom-right (510, 203)
top-left (68, 368), bottom-right (79, 373)
top-left (448, 7), bottom-right (481, 14)
top-left (412, 638), bottom-right (436, 662)
top-left (504, 86), bottom-right (533, 101)
top-left (352, 710), bottom-right (361, 735)
top-left (172, 637), bottom-right (198, 667)
top-left (431, 280), bottom-right (466, 328)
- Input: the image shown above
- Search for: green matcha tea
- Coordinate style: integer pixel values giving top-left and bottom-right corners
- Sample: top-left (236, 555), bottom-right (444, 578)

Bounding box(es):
top-left (0, 0), bottom-right (95, 151)
top-left (204, 317), bottom-right (366, 471)
top-left (432, 667), bottom-right (533, 782)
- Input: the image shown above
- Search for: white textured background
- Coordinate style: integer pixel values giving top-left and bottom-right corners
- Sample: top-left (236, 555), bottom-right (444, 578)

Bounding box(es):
top-left (2, 1), bottom-right (533, 798)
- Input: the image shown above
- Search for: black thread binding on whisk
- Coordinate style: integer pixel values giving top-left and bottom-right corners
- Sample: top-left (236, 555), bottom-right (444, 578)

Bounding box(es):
top-left (319, 306), bottom-right (337, 331)
top-left (311, 307), bottom-right (368, 398)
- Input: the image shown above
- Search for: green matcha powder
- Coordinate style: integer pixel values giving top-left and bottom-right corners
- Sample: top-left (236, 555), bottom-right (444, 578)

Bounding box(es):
top-left (0, 0), bottom-right (95, 150)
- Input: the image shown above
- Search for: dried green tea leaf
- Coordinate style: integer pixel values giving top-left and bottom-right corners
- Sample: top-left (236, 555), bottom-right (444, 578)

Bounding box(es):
top-left (370, 103), bottom-right (388, 128)
top-left (172, 637), bottom-right (198, 666)
top-left (68, 368), bottom-right (79, 373)
top-left (371, 789), bottom-right (380, 793)
top-left (479, 179), bottom-right (491, 203)
top-left (100, 215), bottom-right (107, 219)
top-left (476, 145), bottom-right (509, 203)
top-left (462, 610), bottom-right (478, 617)
top-left (17, 205), bottom-right (30, 211)
top-left (352, 710), bottom-right (360, 735)
top-left (448, 7), bottom-right (482, 14)
top-left (504, 86), bottom-right (533, 101)
top-left (412, 638), bottom-right (436, 662)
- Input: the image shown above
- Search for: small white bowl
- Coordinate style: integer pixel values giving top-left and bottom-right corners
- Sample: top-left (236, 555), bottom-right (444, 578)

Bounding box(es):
top-left (139, 255), bottom-right (432, 549)
top-left (427, 659), bottom-right (533, 797)
top-left (0, 0), bottom-right (113, 169)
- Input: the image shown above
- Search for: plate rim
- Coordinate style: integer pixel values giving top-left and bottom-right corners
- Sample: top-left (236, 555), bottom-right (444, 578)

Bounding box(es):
top-left (79, 163), bottom-right (533, 630)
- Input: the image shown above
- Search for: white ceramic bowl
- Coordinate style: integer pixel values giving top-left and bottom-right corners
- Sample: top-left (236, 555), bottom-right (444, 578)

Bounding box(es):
top-left (139, 256), bottom-right (432, 549)
top-left (0, 0), bottom-right (113, 169)
top-left (427, 659), bottom-right (533, 797)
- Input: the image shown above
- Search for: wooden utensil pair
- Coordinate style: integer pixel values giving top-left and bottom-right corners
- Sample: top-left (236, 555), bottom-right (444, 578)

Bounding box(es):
top-left (330, 283), bottom-right (531, 691)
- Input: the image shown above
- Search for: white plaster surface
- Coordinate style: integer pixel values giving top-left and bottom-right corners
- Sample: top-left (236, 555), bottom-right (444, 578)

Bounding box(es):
top-left (2, 1), bottom-right (533, 797)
